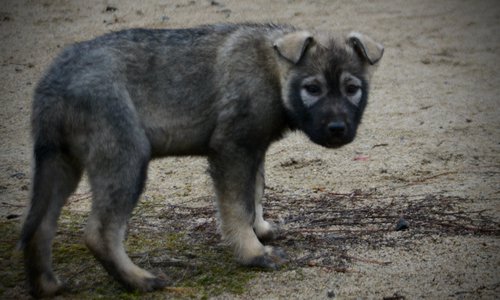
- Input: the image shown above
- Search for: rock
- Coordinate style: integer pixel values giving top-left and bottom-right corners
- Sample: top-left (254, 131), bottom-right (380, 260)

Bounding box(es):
top-left (327, 289), bottom-right (335, 298)
top-left (10, 172), bottom-right (26, 180)
top-left (395, 217), bottom-right (409, 231)
top-left (105, 6), bottom-right (117, 13)
top-left (216, 8), bottom-right (231, 18)
top-left (6, 214), bottom-right (19, 219)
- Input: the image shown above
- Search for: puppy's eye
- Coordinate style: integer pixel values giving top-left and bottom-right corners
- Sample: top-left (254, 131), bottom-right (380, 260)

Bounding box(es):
top-left (345, 84), bottom-right (360, 96)
top-left (303, 84), bottom-right (322, 96)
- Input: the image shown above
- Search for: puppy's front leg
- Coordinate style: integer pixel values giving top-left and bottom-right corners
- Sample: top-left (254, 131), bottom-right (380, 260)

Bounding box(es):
top-left (208, 153), bottom-right (286, 269)
top-left (253, 161), bottom-right (277, 242)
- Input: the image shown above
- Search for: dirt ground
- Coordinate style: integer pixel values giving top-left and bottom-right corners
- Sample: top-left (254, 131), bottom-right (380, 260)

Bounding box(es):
top-left (1, 0), bottom-right (499, 299)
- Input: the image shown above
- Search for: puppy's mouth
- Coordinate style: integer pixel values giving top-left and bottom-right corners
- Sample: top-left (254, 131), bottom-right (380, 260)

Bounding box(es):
top-left (323, 138), bottom-right (353, 149)
top-left (307, 134), bottom-right (354, 149)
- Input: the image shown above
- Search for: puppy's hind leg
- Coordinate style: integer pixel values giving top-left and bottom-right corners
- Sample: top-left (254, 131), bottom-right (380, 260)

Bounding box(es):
top-left (84, 125), bottom-right (167, 292)
top-left (19, 144), bottom-right (82, 297)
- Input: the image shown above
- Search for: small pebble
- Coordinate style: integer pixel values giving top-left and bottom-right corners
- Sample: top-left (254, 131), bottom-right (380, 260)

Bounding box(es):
top-left (327, 289), bottom-right (335, 298)
top-left (395, 217), bottom-right (409, 231)
top-left (216, 8), bottom-right (231, 17)
top-left (7, 214), bottom-right (19, 220)
top-left (421, 58), bottom-right (431, 64)
top-left (105, 6), bottom-right (117, 12)
top-left (10, 172), bottom-right (26, 180)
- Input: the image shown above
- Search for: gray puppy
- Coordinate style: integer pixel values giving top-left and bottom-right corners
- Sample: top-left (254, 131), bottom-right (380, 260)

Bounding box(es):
top-left (19, 23), bottom-right (383, 297)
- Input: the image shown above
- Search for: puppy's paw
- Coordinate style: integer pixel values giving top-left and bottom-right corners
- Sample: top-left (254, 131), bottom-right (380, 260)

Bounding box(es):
top-left (254, 221), bottom-right (278, 243)
top-left (144, 274), bottom-right (169, 291)
top-left (30, 273), bottom-right (65, 298)
top-left (136, 272), bottom-right (169, 292)
top-left (245, 246), bottom-right (288, 270)
top-left (122, 271), bottom-right (169, 292)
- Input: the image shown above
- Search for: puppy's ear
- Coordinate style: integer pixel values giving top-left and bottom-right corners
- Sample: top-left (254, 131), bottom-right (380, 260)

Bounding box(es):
top-left (274, 31), bottom-right (314, 64)
top-left (347, 32), bottom-right (384, 65)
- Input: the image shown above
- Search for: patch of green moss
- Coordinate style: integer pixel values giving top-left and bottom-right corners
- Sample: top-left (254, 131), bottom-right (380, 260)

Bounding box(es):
top-left (124, 227), bottom-right (257, 298)
top-left (1, 204), bottom-right (259, 299)
top-left (0, 219), bottom-right (26, 298)
top-left (190, 245), bottom-right (255, 296)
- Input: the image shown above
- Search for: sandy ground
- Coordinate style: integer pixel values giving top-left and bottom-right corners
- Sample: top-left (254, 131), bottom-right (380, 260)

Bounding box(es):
top-left (1, 0), bottom-right (499, 299)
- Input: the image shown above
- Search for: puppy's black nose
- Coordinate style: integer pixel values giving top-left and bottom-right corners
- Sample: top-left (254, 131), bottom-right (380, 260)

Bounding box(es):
top-left (327, 121), bottom-right (346, 136)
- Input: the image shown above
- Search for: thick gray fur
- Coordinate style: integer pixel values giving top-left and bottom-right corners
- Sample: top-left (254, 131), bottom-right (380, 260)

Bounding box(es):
top-left (19, 23), bottom-right (383, 297)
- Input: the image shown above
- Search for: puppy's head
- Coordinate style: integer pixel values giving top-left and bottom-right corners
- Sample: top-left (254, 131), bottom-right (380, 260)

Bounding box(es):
top-left (274, 30), bottom-right (383, 148)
